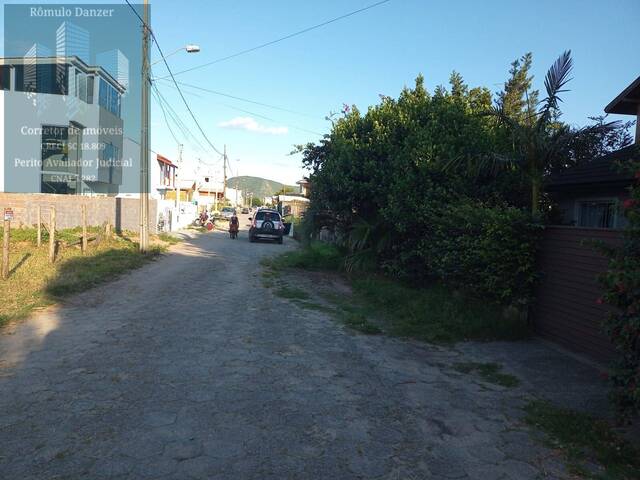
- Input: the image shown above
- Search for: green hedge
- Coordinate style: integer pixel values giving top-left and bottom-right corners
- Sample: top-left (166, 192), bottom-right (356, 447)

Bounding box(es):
top-left (411, 201), bottom-right (541, 306)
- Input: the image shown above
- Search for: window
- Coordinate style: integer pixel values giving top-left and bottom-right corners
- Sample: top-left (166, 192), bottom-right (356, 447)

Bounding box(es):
top-left (99, 78), bottom-right (121, 117)
top-left (75, 70), bottom-right (87, 102)
top-left (100, 141), bottom-right (120, 184)
top-left (40, 125), bottom-right (77, 194)
top-left (577, 200), bottom-right (617, 229)
top-left (86, 76), bottom-right (94, 104)
top-left (0, 66), bottom-right (10, 90)
top-left (14, 63), bottom-right (68, 95)
top-left (255, 211), bottom-right (280, 222)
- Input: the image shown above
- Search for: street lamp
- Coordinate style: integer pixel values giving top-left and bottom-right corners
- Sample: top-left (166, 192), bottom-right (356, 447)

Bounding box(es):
top-left (151, 44), bottom-right (201, 66)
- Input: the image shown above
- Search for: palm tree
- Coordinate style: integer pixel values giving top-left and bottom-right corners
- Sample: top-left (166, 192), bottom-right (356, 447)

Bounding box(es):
top-left (488, 50), bottom-right (624, 215)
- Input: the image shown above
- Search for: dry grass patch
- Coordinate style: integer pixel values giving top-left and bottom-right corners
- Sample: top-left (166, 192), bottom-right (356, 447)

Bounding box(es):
top-left (0, 228), bottom-right (172, 327)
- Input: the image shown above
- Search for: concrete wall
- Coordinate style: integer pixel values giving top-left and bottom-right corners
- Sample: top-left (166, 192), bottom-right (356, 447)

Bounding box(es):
top-left (0, 192), bottom-right (157, 233)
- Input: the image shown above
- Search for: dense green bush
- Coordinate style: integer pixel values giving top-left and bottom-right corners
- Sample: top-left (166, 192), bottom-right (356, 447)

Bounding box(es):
top-left (416, 201), bottom-right (542, 306)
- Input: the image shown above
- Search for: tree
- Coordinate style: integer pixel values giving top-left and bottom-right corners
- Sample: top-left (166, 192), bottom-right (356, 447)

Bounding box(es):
top-left (488, 51), bottom-right (629, 215)
top-left (275, 186), bottom-right (296, 195)
top-left (496, 52), bottom-right (538, 124)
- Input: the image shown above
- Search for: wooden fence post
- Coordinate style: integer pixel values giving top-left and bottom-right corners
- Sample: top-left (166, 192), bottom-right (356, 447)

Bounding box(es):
top-left (2, 219), bottom-right (9, 280)
top-left (49, 207), bottom-right (56, 263)
top-left (106, 220), bottom-right (112, 238)
top-left (82, 204), bottom-right (88, 254)
top-left (37, 205), bottom-right (42, 247)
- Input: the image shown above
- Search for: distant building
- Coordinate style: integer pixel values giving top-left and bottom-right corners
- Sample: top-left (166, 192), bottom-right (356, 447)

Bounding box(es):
top-left (195, 175), bottom-right (224, 209)
top-left (154, 154), bottom-right (177, 200)
top-left (276, 194), bottom-right (310, 218)
top-left (225, 186), bottom-right (244, 207)
top-left (296, 178), bottom-right (310, 197)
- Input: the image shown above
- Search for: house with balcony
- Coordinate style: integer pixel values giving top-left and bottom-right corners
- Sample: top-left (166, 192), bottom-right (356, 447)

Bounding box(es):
top-left (154, 154), bottom-right (177, 200)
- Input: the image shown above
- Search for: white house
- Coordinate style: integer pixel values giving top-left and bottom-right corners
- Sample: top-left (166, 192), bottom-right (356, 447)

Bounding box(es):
top-left (225, 186), bottom-right (244, 208)
top-left (195, 175), bottom-right (224, 210)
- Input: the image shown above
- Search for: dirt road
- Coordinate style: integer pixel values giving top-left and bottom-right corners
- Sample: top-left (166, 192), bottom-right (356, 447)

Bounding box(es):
top-left (0, 217), bottom-right (606, 479)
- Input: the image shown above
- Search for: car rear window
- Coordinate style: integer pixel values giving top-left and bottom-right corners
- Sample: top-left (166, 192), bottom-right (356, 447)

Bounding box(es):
top-left (256, 211), bottom-right (280, 221)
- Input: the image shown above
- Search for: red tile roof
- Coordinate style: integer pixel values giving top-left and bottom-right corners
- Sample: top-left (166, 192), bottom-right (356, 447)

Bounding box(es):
top-left (157, 154), bottom-right (176, 167)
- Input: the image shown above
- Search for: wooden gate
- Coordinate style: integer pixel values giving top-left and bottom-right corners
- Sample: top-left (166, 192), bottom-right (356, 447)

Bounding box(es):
top-left (534, 226), bottom-right (621, 363)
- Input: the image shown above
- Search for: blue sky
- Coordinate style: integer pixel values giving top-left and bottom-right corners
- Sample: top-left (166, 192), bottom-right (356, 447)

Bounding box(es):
top-left (3, 0), bottom-right (640, 185)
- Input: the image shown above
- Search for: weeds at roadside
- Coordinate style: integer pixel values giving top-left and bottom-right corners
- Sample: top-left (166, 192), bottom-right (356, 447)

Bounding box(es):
top-left (524, 400), bottom-right (640, 479)
top-left (157, 233), bottom-right (182, 245)
top-left (341, 311), bottom-right (382, 335)
top-left (261, 242), bottom-right (343, 272)
top-left (452, 362), bottom-right (520, 388)
top-left (291, 300), bottom-right (335, 314)
top-left (350, 277), bottom-right (530, 344)
top-left (275, 286), bottom-right (310, 301)
top-left (262, 242), bottom-right (530, 343)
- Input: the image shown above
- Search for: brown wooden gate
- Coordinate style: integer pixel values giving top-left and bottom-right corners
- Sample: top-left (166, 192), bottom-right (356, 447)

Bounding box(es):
top-left (534, 226), bottom-right (621, 363)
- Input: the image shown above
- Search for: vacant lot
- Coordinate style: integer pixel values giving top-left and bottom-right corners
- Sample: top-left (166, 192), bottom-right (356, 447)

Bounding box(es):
top-left (0, 227), bottom-right (171, 327)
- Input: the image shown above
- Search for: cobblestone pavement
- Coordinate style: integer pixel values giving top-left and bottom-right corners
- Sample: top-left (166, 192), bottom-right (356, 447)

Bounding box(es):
top-left (0, 221), bottom-right (609, 479)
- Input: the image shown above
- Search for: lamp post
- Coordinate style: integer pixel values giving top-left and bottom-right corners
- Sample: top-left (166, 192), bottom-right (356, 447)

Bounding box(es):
top-left (150, 44), bottom-right (200, 67)
top-left (141, 40), bottom-right (199, 241)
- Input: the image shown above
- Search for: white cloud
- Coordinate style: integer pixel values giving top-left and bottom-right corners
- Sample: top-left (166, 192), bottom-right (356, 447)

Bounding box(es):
top-left (217, 117), bottom-right (288, 135)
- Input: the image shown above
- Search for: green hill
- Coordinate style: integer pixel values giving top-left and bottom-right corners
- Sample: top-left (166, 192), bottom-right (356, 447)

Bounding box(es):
top-left (227, 176), bottom-right (297, 200)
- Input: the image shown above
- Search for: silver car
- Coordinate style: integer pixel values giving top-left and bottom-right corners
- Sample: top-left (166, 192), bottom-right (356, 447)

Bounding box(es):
top-left (249, 209), bottom-right (285, 244)
top-left (221, 207), bottom-right (236, 220)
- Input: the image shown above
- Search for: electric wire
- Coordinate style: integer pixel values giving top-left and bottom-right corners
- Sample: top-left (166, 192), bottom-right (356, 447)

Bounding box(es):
top-left (155, 0), bottom-right (392, 79)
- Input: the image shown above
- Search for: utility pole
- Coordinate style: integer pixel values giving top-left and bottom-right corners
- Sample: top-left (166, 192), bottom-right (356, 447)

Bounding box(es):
top-left (174, 143), bottom-right (183, 228)
top-left (223, 144), bottom-right (227, 205)
top-left (139, 0), bottom-right (150, 252)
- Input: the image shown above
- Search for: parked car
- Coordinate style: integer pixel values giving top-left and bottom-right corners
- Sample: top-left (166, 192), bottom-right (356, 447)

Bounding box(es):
top-left (221, 207), bottom-right (236, 220)
top-left (241, 207), bottom-right (249, 214)
top-left (249, 209), bottom-right (285, 244)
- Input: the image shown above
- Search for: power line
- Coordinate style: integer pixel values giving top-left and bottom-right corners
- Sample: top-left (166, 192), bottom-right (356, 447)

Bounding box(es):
top-left (153, 83), bottom-right (213, 155)
top-left (124, 0), bottom-right (225, 157)
top-left (156, 80), bottom-right (325, 137)
top-left (155, 77), bottom-right (317, 119)
top-left (151, 83), bottom-right (181, 145)
top-left (155, 0), bottom-right (392, 79)
top-left (217, 103), bottom-right (325, 137)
